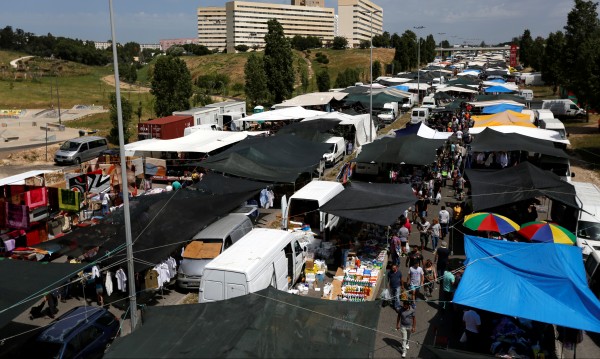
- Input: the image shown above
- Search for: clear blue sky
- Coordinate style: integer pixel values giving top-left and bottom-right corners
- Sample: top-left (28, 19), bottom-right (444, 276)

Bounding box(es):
top-left (2, 0), bottom-right (575, 45)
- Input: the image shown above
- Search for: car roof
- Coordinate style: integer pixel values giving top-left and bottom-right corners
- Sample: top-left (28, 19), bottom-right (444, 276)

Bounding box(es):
top-left (66, 136), bottom-right (106, 143)
top-left (38, 306), bottom-right (104, 343)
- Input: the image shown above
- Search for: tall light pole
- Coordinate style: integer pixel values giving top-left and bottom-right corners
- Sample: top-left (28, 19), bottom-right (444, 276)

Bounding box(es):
top-left (437, 32), bottom-right (446, 59)
top-left (361, 9), bottom-right (381, 142)
top-left (413, 26), bottom-right (425, 104)
top-left (109, 0), bottom-right (138, 331)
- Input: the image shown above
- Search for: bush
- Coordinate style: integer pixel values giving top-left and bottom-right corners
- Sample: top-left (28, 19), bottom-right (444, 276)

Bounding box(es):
top-left (315, 52), bottom-right (329, 64)
top-left (235, 44), bottom-right (249, 52)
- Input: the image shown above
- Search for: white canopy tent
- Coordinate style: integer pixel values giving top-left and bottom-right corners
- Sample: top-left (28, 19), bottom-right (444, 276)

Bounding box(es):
top-left (124, 131), bottom-right (251, 156)
top-left (416, 123), bottom-right (454, 140)
top-left (436, 86), bottom-right (479, 94)
top-left (482, 81), bottom-right (519, 91)
top-left (272, 92), bottom-right (348, 109)
top-left (466, 100), bottom-right (525, 108)
top-left (239, 106), bottom-right (327, 122)
top-left (399, 82), bottom-right (432, 91)
top-left (302, 112), bottom-right (377, 146)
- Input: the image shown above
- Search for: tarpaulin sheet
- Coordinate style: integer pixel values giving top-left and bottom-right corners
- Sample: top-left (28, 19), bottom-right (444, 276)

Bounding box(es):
top-left (454, 235), bottom-right (600, 333)
top-left (465, 162), bottom-right (577, 211)
top-left (320, 182), bottom-right (415, 226)
top-left (0, 259), bottom-right (87, 330)
top-left (104, 287), bottom-right (381, 358)
top-left (202, 135), bottom-right (330, 183)
top-left (470, 127), bottom-right (568, 158)
top-left (481, 104), bottom-right (524, 114)
top-left (355, 134), bottom-right (445, 166)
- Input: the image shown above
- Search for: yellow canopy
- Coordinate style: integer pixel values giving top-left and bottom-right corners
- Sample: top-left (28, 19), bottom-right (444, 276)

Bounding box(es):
top-left (472, 110), bottom-right (535, 128)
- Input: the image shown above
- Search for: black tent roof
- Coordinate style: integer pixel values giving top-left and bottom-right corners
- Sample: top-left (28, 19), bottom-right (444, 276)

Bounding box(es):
top-left (276, 118), bottom-right (341, 142)
top-left (0, 259), bottom-right (87, 329)
top-left (447, 77), bottom-right (480, 86)
top-left (465, 162), bottom-right (578, 211)
top-left (355, 134), bottom-right (445, 166)
top-left (191, 173), bottom-right (267, 194)
top-left (104, 287), bottom-right (381, 358)
top-left (470, 128), bottom-right (569, 158)
top-left (202, 135), bottom-right (330, 183)
top-left (320, 182), bottom-right (415, 226)
top-left (474, 94), bottom-right (526, 103)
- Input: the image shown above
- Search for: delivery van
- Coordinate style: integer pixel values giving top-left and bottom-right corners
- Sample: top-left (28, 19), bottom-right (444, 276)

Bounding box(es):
top-left (538, 117), bottom-right (567, 140)
top-left (177, 214), bottom-right (253, 289)
top-left (573, 181), bottom-right (600, 258)
top-left (410, 107), bottom-right (430, 125)
top-left (198, 228), bottom-right (311, 303)
top-left (282, 180), bottom-right (344, 238)
top-left (54, 136), bottom-right (109, 165)
top-left (322, 136), bottom-right (346, 166)
top-left (534, 109), bottom-right (555, 126)
top-left (541, 99), bottom-right (586, 119)
top-left (421, 96), bottom-right (436, 110)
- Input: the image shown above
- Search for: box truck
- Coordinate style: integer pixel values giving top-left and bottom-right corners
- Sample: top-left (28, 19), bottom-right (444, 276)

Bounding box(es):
top-left (573, 181), bottom-right (600, 258)
top-left (377, 102), bottom-right (398, 124)
top-left (198, 228), bottom-right (311, 303)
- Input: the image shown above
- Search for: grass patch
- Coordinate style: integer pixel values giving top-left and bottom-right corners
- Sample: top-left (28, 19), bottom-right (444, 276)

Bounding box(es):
top-left (565, 115), bottom-right (600, 174)
top-left (310, 48), bottom-right (394, 85)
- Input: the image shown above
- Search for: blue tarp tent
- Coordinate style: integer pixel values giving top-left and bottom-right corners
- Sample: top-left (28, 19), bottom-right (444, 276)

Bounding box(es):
top-left (393, 85), bottom-right (410, 92)
top-left (489, 78), bottom-right (506, 83)
top-left (394, 123), bottom-right (420, 137)
top-left (454, 235), bottom-right (600, 333)
top-left (484, 85), bottom-right (515, 93)
top-left (481, 104), bottom-right (523, 114)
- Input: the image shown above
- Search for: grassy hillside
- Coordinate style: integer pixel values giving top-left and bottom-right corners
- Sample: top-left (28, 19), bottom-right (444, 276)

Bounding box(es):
top-left (308, 48), bottom-right (395, 85)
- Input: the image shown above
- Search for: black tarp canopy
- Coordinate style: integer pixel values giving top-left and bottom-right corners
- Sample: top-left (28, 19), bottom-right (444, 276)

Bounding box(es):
top-left (465, 162), bottom-right (578, 211)
top-left (470, 127), bottom-right (569, 158)
top-left (202, 135), bottom-right (331, 183)
top-left (276, 118), bottom-right (340, 142)
top-left (34, 178), bottom-right (263, 272)
top-left (0, 259), bottom-right (87, 329)
top-left (355, 134), bottom-right (445, 166)
top-left (104, 287), bottom-right (381, 358)
top-left (343, 92), bottom-right (404, 109)
top-left (320, 182), bottom-right (415, 226)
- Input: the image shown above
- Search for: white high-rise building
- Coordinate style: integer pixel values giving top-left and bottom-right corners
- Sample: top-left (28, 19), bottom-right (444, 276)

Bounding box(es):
top-left (338, 0), bottom-right (383, 48)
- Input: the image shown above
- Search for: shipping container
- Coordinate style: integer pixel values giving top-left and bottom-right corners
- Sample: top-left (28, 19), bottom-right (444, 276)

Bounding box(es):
top-left (137, 115), bottom-right (193, 140)
top-left (173, 107), bottom-right (220, 127)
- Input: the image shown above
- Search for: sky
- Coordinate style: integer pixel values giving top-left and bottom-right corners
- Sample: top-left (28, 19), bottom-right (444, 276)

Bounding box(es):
top-left (1, 0), bottom-right (576, 45)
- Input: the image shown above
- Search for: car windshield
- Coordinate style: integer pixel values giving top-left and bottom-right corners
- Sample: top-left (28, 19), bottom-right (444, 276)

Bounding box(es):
top-left (60, 141), bottom-right (80, 151)
top-left (24, 341), bottom-right (62, 359)
top-left (578, 221), bottom-right (600, 241)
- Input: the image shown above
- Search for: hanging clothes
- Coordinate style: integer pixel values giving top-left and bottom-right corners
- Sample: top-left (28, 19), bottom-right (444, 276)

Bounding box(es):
top-left (259, 189), bottom-right (269, 208)
top-left (266, 190), bottom-right (275, 210)
top-left (58, 189), bottom-right (82, 212)
top-left (105, 271), bottom-right (114, 297)
top-left (145, 269), bottom-right (159, 290)
top-left (91, 265), bottom-right (100, 279)
top-left (115, 268), bottom-right (127, 292)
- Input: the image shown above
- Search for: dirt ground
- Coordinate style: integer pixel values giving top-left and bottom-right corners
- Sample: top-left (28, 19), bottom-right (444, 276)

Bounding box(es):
top-left (102, 75), bottom-right (151, 92)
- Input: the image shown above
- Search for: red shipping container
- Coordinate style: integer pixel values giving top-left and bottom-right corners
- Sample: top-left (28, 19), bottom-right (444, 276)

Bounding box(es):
top-left (137, 115), bottom-right (193, 140)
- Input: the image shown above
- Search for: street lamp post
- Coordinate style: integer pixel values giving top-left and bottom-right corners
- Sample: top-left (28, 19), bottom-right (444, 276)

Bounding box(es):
top-left (437, 33), bottom-right (446, 85)
top-left (414, 26), bottom-right (425, 104)
top-left (361, 9), bottom-right (381, 142)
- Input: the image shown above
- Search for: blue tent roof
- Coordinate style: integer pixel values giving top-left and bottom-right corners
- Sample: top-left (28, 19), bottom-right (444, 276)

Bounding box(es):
top-left (393, 85), bottom-right (410, 91)
top-left (454, 235), bottom-right (600, 333)
top-left (394, 123), bottom-right (420, 137)
top-left (484, 85), bottom-right (515, 93)
top-left (481, 104), bottom-right (523, 114)
top-left (489, 78), bottom-right (506, 84)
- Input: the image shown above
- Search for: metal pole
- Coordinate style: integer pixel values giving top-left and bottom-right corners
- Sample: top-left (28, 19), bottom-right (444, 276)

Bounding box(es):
top-left (369, 11), bottom-right (373, 143)
top-left (414, 26), bottom-right (424, 104)
top-left (109, 0), bottom-right (138, 331)
top-left (56, 77), bottom-right (62, 125)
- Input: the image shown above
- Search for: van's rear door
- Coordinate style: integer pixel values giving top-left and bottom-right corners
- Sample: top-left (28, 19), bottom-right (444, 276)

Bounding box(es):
top-left (199, 269), bottom-right (224, 303)
top-left (225, 272), bottom-right (247, 299)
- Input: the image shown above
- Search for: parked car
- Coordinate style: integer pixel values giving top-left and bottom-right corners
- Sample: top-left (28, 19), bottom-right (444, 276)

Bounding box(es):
top-left (23, 306), bottom-right (119, 359)
top-left (54, 136), bottom-right (109, 165)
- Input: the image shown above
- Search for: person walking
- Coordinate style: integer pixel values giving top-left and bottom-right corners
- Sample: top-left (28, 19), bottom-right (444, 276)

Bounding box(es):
top-left (431, 218), bottom-right (441, 251)
top-left (423, 259), bottom-right (437, 297)
top-left (439, 206), bottom-right (450, 240)
top-left (417, 216), bottom-right (431, 251)
top-left (391, 235), bottom-right (402, 266)
top-left (463, 307), bottom-right (482, 352)
top-left (440, 269), bottom-right (455, 310)
top-left (408, 261), bottom-right (425, 304)
top-left (434, 241), bottom-right (450, 278)
top-left (396, 301), bottom-right (416, 358)
top-left (387, 265), bottom-right (403, 310)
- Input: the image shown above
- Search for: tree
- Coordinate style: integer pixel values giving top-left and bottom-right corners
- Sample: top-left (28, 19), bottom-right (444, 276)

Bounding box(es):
top-left (423, 34), bottom-right (437, 63)
top-left (519, 29), bottom-right (534, 67)
top-left (316, 69), bottom-right (330, 92)
top-left (166, 46), bottom-right (185, 56)
top-left (541, 31), bottom-right (565, 94)
top-left (563, 0), bottom-right (600, 121)
top-left (335, 68), bottom-right (360, 88)
top-left (528, 36), bottom-right (545, 71)
top-left (298, 59), bottom-right (309, 93)
top-left (150, 55), bottom-right (193, 117)
top-left (263, 19), bottom-right (294, 103)
top-left (108, 92), bottom-right (133, 145)
top-left (372, 31), bottom-right (391, 48)
top-left (394, 30), bottom-right (417, 72)
top-left (359, 40), bottom-right (370, 49)
top-left (244, 53), bottom-right (270, 107)
top-left (332, 36), bottom-right (348, 50)
top-left (372, 60), bottom-right (382, 80)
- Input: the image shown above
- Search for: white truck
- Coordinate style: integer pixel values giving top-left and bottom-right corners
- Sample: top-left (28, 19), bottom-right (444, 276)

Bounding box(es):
top-left (377, 102), bottom-right (398, 124)
top-left (421, 95), bottom-right (437, 110)
top-left (400, 94), bottom-right (419, 112)
top-left (198, 228), bottom-right (311, 303)
top-left (541, 99), bottom-right (586, 119)
top-left (573, 181), bottom-right (600, 258)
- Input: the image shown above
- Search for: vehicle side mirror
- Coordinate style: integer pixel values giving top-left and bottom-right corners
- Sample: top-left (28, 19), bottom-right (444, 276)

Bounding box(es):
top-left (571, 173), bottom-right (575, 178)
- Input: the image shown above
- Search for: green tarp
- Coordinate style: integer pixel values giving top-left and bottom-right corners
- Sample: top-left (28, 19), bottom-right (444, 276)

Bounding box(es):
top-left (355, 134), bottom-right (445, 166)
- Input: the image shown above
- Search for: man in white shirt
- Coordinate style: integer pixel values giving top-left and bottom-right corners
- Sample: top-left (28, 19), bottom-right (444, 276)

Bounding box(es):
top-left (439, 206), bottom-right (450, 240)
top-left (463, 308), bottom-right (481, 352)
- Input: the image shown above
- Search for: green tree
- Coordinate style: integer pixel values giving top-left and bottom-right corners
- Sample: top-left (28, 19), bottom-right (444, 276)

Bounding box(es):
top-left (335, 68), bottom-right (360, 88)
top-left (235, 44), bottom-right (249, 52)
top-left (166, 46), bottom-right (185, 56)
top-left (332, 36), bottom-right (348, 50)
top-left (563, 0), bottom-right (600, 121)
top-left (372, 31), bottom-right (391, 48)
top-left (519, 29), bottom-right (534, 67)
top-left (263, 19), bottom-right (294, 103)
top-left (108, 92), bottom-right (133, 145)
top-left (372, 60), bottom-right (382, 80)
top-left (150, 56), bottom-right (193, 117)
top-left (528, 36), bottom-right (545, 71)
top-left (423, 34), bottom-right (437, 63)
top-left (541, 31), bottom-right (565, 94)
top-left (298, 60), bottom-right (309, 93)
top-left (244, 53), bottom-right (270, 107)
top-left (394, 30), bottom-right (417, 72)
top-left (359, 40), bottom-right (370, 49)
top-left (316, 69), bottom-right (330, 92)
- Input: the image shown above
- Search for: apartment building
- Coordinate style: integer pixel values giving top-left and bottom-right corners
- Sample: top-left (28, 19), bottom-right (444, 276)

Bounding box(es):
top-left (291, 0), bottom-right (324, 7)
top-left (198, 1), bottom-right (336, 53)
top-left (159, 38), bottom-right (198, 52)
top-left (338, 0), bottom-right (383, 48)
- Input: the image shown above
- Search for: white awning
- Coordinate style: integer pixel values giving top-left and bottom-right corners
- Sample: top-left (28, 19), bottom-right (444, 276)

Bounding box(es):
top-left (239, 106), bottom-right (327, 122)
top-left (436, 86), bottom-right (479, 94)
top-left (272, 92), bottom-right (348, 109)
top-left (0, 170), bottom-right (54, 187)
top-left (124, 131), bottom-right (250, 155)
top-left (467, 100), bottom-right (525, 108)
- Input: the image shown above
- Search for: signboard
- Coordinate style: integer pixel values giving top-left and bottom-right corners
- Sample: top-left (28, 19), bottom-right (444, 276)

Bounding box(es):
top-left (510, 44), bottom-right (518, 68)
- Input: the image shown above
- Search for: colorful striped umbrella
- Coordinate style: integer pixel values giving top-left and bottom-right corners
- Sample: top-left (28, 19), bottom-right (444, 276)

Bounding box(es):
top-left (518, 221), bottom-right (576, 245)
top-left (463, 212), bottom-right (520, 235)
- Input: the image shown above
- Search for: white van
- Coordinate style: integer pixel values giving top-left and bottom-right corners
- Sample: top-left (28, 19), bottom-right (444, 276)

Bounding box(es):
top-left (538, 155), bottom-right (574, 182)
top-left (322, 136), bottom-right (345, 166)
top-left (410, 107), bottom-right (430, 125)
top-left (573, 181), bottom-right (600, 257)
top-left (534, 109), bottom-right (555, 126)
top-left (517, 89), bottom-right (534, 102)
top-left (282, 180), bottom-right (344, 238)
top-left (54, 136), bottom-right (109, 165)
top-left (177, 214), bottom-right (253, 289)
top-left (421, 96), bottom-right (436, 110)
top-left (198, 228), bottom-right (311, 303)
top-left (538, 117), bottom-right (567, 140)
